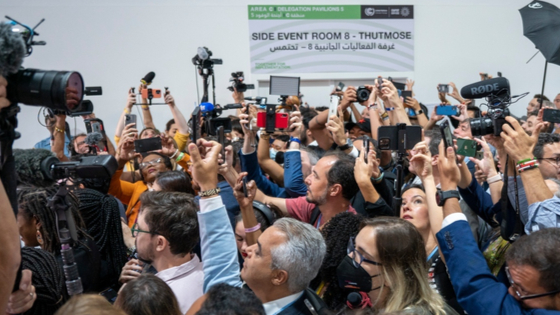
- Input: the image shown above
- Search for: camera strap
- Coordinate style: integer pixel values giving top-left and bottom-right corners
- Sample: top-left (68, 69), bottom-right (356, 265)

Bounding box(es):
top-left (500, 155), bottom-right (524, 243)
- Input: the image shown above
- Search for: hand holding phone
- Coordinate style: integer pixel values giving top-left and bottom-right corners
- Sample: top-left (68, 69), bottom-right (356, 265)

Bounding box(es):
top-left (363, 138), bottom-right (370, 163)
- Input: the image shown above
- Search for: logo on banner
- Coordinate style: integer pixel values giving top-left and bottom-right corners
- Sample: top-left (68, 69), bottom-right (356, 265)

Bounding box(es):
top-left (365, 8), bottom-right (375, 16)
top-left (529, 2), bottom-right (543, 9)
top-left (401, 7), bottom-right (410, 17)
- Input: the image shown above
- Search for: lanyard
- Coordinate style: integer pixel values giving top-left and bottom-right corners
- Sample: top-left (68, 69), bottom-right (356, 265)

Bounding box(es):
top-left (314, 214), bottom-right (322, 229)
top-left (427, 246), bottom-right (438, 261)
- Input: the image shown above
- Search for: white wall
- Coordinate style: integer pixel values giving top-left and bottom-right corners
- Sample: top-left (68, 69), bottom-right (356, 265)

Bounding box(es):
top-left (2, 0), bottom-right (559, 149)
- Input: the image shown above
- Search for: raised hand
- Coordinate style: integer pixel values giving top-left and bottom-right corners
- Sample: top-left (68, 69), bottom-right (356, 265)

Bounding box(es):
top-left (438, 140), bottom-right (461, 191)
top-left (340, 86), bottom-right (357, 110)
top-left (501, 116), bottom-right (544, 163)
top-left (188, 139), bottom-right (222, 192)
top-left (232, 172), bottom-right (257, 208)
top-left (409, 141), bottom-right (433, 180)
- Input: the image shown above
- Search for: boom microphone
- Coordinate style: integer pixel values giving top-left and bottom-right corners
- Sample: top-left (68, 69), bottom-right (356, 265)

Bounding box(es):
top-left (0, 22), bottom-right (26, 77)
top-left (197, 47), bottom-right (209, 60)
top-left (14, 148), bottom-right (58, 187)
top-left (84, 132), bottom-right (104, 146)
top-left (141, 71), bottom-right (155, 86)
top-left (460, 77), bottom-right (510, 100)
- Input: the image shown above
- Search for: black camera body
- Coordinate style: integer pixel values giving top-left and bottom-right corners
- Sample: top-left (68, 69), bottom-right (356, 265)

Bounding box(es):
top-left (191, 47), bottom-right (223, 70)
top-left (227, 71), bottom-right (255, 93)
top-left (356, 86), bottom-right (371, 103)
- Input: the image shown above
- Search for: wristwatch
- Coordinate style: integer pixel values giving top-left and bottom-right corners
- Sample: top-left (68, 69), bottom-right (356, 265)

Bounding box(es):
top-left (416, 109), bottom-right (424, 115)
top-left (436, 189), bottom-right (460, 207)
top-left (338, 143), bottom-right (352, 151)
top-left (199, 187), bottom-right (221, 197)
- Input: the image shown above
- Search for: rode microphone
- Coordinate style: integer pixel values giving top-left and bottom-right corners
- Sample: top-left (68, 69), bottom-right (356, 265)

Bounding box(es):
top-left (197, 47), bottom-right (209, 60)
top-left (0, 22), bottom-right (26, 77)
top-left (141, 71), bottom-right (155, 86)
top-left (460, 77), bottom-right (510, 100)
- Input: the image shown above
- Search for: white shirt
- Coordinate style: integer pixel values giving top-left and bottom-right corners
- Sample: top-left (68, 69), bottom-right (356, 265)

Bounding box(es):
top-left (262, 291), bottom-right (304, 315)
top-left (156, 254), bottom-right (205, 314)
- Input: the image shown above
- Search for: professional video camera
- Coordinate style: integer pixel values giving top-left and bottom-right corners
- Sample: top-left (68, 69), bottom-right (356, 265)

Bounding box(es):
top-left (192, 47), bottom-right (223, 71)
top-left (41, 154), bottom-right (118, 181)
top-left (460, 77), bottom-right (525, 136)
top-left (227, 71), bottom-right (255, 93)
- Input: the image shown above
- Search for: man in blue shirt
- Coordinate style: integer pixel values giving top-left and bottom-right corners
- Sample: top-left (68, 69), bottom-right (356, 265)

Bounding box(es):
top-left (33, 117), bottom-right (71, 157)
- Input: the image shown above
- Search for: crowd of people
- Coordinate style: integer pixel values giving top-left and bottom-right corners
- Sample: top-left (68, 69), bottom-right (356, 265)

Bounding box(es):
top-left (1, 71), bottom-right (560, 315)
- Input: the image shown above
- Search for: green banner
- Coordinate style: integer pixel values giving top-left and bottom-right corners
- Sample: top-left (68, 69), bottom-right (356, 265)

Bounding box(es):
top-left (248, 5), bottom-right (360, 20)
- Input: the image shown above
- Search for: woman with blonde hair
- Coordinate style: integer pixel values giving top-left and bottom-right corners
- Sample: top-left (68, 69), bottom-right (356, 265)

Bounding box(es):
top-left (336, 217), bottom-right (457, 314)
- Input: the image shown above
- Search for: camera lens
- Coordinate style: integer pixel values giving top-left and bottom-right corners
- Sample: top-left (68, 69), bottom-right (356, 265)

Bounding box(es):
top-left (356, 87), bottom-right (370, 103)
top-left (7, 68), bottom-right (84, 113)
top-left (470, 117), bottom-right (494, 137)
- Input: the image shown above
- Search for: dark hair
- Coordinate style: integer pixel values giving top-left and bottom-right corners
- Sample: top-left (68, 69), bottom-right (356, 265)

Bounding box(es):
top-left (533, 133), bottom-right (560, 159)
top-left (69, 133), bottom-right (88, 156)
top-left (301, 106), bottom-right (318, 130)
top-left (234, 202), bottom-right (283, 230)
top-left (18, 186), bottom-right (87, 254)
top-left (166, 119), bottom-right (175, 132)
top-left (155, 171), bottom-right (195, 195)
top-left (533, 94), bottom-right (550, 102)
top-left (318, 212), bottom-right (364, 309)
top-left (231, 119), bottom-right (243, 136)
top-left (527, 110), bottom-right (540, 118)
top-left (506, 227), bottom-right (560, 292)
top-left (14, 148), bottom-right (56, 187)
top-left (196, 283), bottom-right (265, 315)
top-left (75, 189), bottom-right (128, 284)
top-left (323, 152), bottom-right (359, 200)
top-left (402, 184), bottom-right (425, 196)
top-left (315, 106), bottom-right (329, 112)
top-left (141, 152), bottom-right (173, 170)
top-left (22, 247), bottom-right (67, 315)
top-left (140, 127), bottom-right (161, 138)
top-left (274, 134), bottom-right (290, 144)
top-left (114, 274), bottom-right (181, 315)
top-left (140, 191), bottom-right (199, 256)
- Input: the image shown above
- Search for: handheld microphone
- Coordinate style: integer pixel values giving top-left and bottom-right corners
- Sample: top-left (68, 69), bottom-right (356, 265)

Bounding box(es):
top-left (84, 132), bottom-right (103, 146)
top-left (346, 292), bottom-right (372, 310)
top-left (460, 77), bottom-right (510, 100)
top-left (0, 22), bottom-right (26, 77)
top-left (199, 102), bottom-right (214, 114)
top-left (140, 71), bottom-right (155, 86)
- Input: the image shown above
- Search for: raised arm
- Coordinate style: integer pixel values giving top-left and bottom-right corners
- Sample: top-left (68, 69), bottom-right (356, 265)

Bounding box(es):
top-left (257, 133), bottom-right (284, 186)
top-left (379, 79), bottom-right (411, 126)
top-left (164, 90), bottom-right (189, 135)
top-left (52, 114), bottom-right (69, 161)
top-left (139, 84), bottom-right (155, 130)
top-left (115, 88), bottom-right (136, 144)
top-left (232, 173), bottom-right (262, 247)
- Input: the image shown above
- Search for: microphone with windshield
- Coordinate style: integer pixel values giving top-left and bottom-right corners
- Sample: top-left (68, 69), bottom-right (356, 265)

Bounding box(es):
top-left (140, 71), bottom-right (155, 86)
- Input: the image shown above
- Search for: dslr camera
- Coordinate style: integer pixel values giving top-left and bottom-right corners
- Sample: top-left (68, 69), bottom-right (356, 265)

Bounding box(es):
top-left (356, 86), bottom-right (371, 103)
top-left (227, 71), bottom-right (255, 93)
top-left (460, 77), bottom-right (512, 137)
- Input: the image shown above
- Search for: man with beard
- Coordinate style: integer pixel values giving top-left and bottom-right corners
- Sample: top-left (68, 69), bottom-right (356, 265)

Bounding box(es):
top-left (255, 151), bottom-right (359, 229)
top-left (118, 191), bottom-right (203, 314)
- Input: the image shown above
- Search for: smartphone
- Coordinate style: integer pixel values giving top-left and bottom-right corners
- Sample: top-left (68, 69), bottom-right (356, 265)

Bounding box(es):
top-left (543, 108), bottom-right (560, 123)
top-left (266, 105), bottom-right (276, 133)
top-left (191, 107), bottom-right (201, 143)
top-left (440, 121), bottom-right (454, 150)
top-left (242, 177), bottom-right (248, 198)
top-left (124, 114), bottom-right (137, 126)
top-left (436, 105), bottom-right (459, 116)
top-left (337, 82), bottom-right (345, 91)
top-left (438, 84), bottom-right (449, 94)
top-left (377, 125), bottom-right (422, 151)
top-left (217, 126), bottom-right (225, 164)
top-left (456, 138), bottom-right (478, 157)
top-left (141, 88), bottom-right (162, 99)
top-left (99, 287), bottom-right (118, 304)
top-left (328, 95), bottom-right (339, 123)
top-left (377, 76), bottom-right (383, 93)
top-left (363, 138), bottom-right (370, 163)
top-left (134, 137), bottom-right (162, 153)
top-left (275, 113), bottom-right (289, 129)
top-left (210, 117), bottom-right (232, 135)
top-left (84, 118), bottom-right (105, 135)
top-left (257, 111), bottom-right (267, 128)
top-left (401, 90), bottom-right (412, 101)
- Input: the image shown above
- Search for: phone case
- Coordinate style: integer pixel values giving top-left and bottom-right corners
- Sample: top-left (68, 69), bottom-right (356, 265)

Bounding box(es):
top-left (266, 105), bottom-right (276, 132)
top-left (257, 111), bottom-right (267, 128)
top-left (328, 95), bottom-right (339, 122)
top-left (141, 88), bottom-right (162, 99)
top-left (125, 114), bottom-right (137, 126)
top-left (436, 106), bottom-right (459, 116)
top-left (134, 138), bottom-right (162, 153)
top-left (456, 138), bottom-right (478, 157)
top-left (275, 113), bottom-right (289, 129)
top-left (440, 121), bottom-right (454, 149)
top-left (543, 108), bottom-right (560, 123)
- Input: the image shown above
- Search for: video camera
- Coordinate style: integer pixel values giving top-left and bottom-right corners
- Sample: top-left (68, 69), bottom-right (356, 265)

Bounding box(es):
top-left (460, 77), bottom-right (512, 136)
top-left (42, 154), bottom-right (118, 181)
top-left (228, 71), bottom-right (254, 93)
top-left (192, 47), bottom-right (223, 70)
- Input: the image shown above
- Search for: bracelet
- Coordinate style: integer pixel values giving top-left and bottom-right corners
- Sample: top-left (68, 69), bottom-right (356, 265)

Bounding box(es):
top-left (372, 172), bottom-right (384, 183)
top-left (245, 223), bottom-right (261, 233)
top-left (142, 105), bottom-right (150, 110)
top-left (385, 107), bottom-right (395, 112)
top-left (54, 127), bottom-right (65, 134)
top-left (516, 158), bottom-right (538, 171)
top-left (380, 112), bottom-right (389, 120)
top-left (517, 157), bottom-right (536, 165)
top-left (367, 103), bottom-right (378, 110)
top-left (290, 137), bottom-right (301, 144)
top-left (517, 163), bottom-right (539, 173)
top-left (487, 174), bottom-right (502, 184)
top-left (124, 108), bottom-right (131, 114)
top-left (176, 152), bottom-right (185, 162)
top-left (170, 149), bottom-right (179, 159)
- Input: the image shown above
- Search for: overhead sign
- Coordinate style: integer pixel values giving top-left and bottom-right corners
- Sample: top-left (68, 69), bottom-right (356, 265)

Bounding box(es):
top-left (248, 5), bottom-right (415, 73)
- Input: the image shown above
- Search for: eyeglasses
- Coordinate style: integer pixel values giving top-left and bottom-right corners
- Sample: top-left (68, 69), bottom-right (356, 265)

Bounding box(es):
top-left (139, 158), bottom-right (163, 169)
top-left (130, 223), bottom-right (160, 237)
top-left (347, 237), bottom-right (382, 268)
top-left (505, 266), bottom-right (560, 300)
top-left (538, 157), bottom-right (560, 166)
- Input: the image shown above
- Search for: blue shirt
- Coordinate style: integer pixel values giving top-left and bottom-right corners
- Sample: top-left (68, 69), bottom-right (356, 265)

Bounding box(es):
top-left (526, 196), bottom-right (560, 234)
top-left (34, 134), bottom-right (72, 157)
